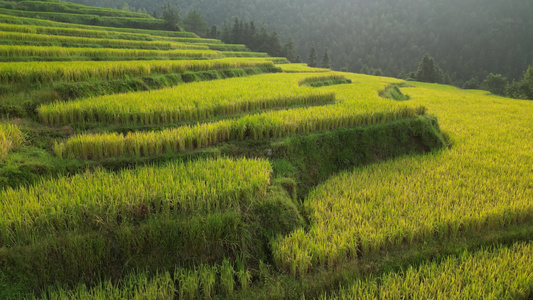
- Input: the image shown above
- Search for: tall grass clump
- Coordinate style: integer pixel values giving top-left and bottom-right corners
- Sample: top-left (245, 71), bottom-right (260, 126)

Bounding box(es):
top-left (0, 124), bottom-right (24, 160)
top-left (37, 261), bottom-right (251, 299)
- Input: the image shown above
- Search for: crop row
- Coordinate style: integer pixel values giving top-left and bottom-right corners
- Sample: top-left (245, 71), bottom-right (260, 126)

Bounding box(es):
top-left (0, 8), bottom-right (168, 31)
top-left (323, 242), bottom-right (533, 299)
top-left (37, 259), bottom-right (252, 300)
top-left (5, 1), bottom-right (152, 19)
top-left (278, 63), bottom-right (331, 73)
top-left (0, 23), bottom-right (221, 44)
top-left (0, 157), bottom-right (271, 247)
top-left (201, 43), bottom-right (250, 52)
top-left (0, 45), bottom-right (221, 60)
top-left (0, 31), bottom-right (207, 51)
top-left (0, 13), bottom-right (198, 38)
top-left (0, 124), bottom-right (24, 160)
top-left (0, 57), bottom-right (275, 84)
top-left (53, 103), bottom-right (424, 160)
top-left (38, 73), bottom-right (335, 126)
top-left (221, 51), bottom-right (269, 58)
top-left (272, 81), bottom-right (533, 277)
top-left (298, 74), bottom-right (349, 86)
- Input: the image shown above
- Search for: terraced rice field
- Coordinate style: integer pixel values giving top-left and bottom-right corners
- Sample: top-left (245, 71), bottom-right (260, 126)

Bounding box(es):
top-left (1, 4), bottom-right (532, 299)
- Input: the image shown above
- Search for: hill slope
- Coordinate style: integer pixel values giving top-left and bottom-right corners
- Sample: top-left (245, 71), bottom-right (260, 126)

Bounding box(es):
top-left (67, 0), bottom-right (533, 82)
top-left (1, 2), bottom-right (533, 299)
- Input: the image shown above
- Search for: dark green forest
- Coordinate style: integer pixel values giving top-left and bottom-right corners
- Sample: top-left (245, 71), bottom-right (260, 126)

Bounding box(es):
top-left (66, 0), bottom-right (532, 85)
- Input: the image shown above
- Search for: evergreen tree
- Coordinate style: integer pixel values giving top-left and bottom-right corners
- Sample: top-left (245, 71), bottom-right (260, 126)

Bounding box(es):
top-left (208, 25), bottom-right (219, 39)
top-left (416, 54), bottom-right (443, 83)
top-left (231, 17), bottom-right (241, 44)
top-left (321, 47), bottom-right (331, 68)
top-left (282, 38), bottom-right (296, 62)
top-left (295, 54), bottom-right (302, 63)
top-left (221, 21), bottom-right (231, 43)
top-left (257, 26), bottom-right (270, 53)
top-left (268, 31), bottom-right (283, 57)
top-left (308, 46), bottom-right (318, 67)
top-left (183, 10), bottom-right (208, 36)
top-left (161, 2), bottom-right (181, 31)
top-left (248, 21), bottom-right (259, 50)
top-left (360, 64), bottom-right (369, 74)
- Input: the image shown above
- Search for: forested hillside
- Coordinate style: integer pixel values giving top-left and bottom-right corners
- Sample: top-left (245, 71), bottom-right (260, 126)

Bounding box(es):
top-left (67, 0), bottom-right (533, 83)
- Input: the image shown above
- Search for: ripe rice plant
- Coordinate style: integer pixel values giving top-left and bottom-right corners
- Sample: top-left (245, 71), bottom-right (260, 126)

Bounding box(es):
top-left (201, 43), bottom-right (250, 52)
top-left (0, 23), bottom-right (220, 44)
top-left (38, 73), bottom-right (335, 126)
top-left (221, 51), bottom-right (269, 57)
top-left (279, 63), bottom-right (331, 73)
top-left (8, 1), bottom-right (153, 19)
top-left (323, 242), bottom-right (533, 299)
top-left (0, 58), bottom-right (275, 84)
top-left (0, 45), bottom-right (221, 60)
top-left (53, 103), bottom-right (424, 160)
top-left (298, 74), bottom-right (350, 86)
top-left (0, 157), bottom-right (272, 247)
top-left (272, 81), bottom-right (533, 276)
top-left (0, 13), bottom-right (198, 37)
top-left (0, 124), bottom-right (24, 160)
top-left (37, 261), bottom-right (247, 299)
top-left (0, 8), bottom-right (167, 30)
top-left (39, 271), bottom-right (177, 300)
top-left (0, 31), bottom-right (207, 50)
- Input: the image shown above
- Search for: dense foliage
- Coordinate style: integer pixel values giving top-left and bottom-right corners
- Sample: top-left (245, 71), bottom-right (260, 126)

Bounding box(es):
top-left (67, 0), bottom-right (533, 84)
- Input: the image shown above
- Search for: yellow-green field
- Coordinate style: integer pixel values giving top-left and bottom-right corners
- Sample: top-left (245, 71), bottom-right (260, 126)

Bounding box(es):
top-left (0, 57), bottom-right (275, 83)
top-left (1, 5), bottom-right (532, 300)
top-left (273, 81), bottom-right (533, 276)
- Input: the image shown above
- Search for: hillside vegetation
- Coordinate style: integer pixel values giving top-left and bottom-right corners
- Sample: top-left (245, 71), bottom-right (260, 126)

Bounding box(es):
top-left (0, 2), bottom-right (532, 300)
top-left (67, 0), bottom-right (533, 84)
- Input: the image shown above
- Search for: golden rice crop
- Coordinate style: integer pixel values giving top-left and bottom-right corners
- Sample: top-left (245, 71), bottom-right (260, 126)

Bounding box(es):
top-left (273, 80), bottom-right (533, 276)
top-left (199, 43), bottom-right (249, 52)
top-left (0, 45), bottom-right (221, 60)
top-left (323, 242), bottom-right (533, 299)
top-left (38, 260), bottom-right (248, 300)
top-left (298, 74), bottom-right (348, 85)
top-left (0, 13), bottom-right (198, 38)
top-left (279, 63), bottom-right (331, 73)
top-left (0, 157), bottom-right (272, 247)
top-left (222, 51), bottom-right (269, 58)
top-left (53, 84), bottom-right (425, 159)
top-left (0, 23), bottom-right (221, 44)
top-left (0, 31), bottom-right (207, 51)
top-left (38, 73), bottom-right (335, 126)
top-left (0, 57), bottom-right (275, 84)
top-left (0, 124), bottom-right (24, 160)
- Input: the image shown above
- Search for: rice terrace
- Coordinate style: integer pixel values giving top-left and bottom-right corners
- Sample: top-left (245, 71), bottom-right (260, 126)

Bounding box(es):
top-left (0, 0), bottom-right (532, 299)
